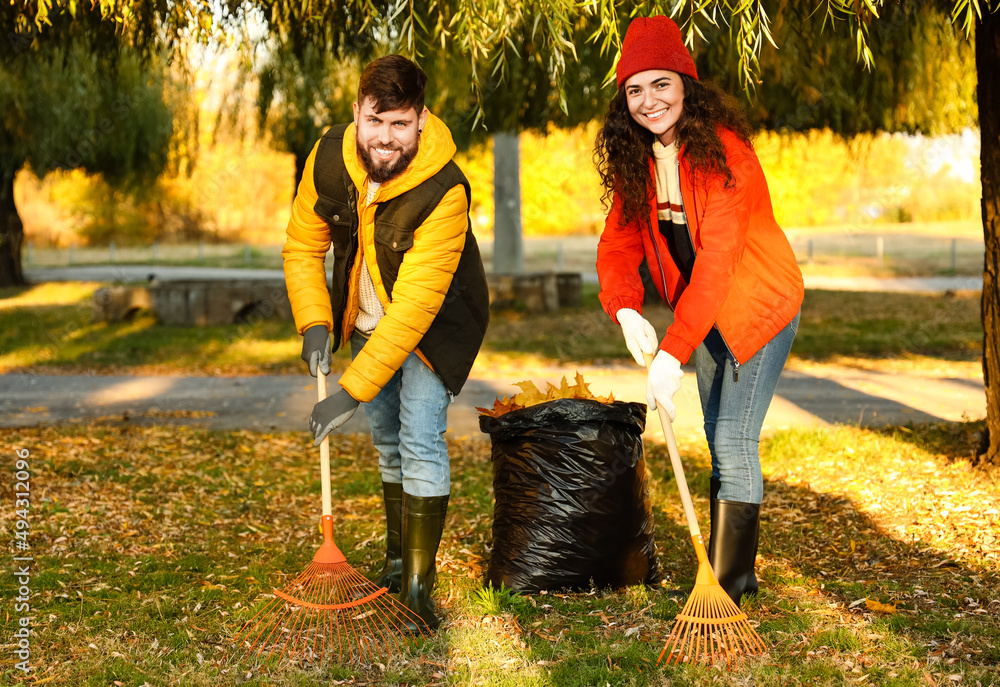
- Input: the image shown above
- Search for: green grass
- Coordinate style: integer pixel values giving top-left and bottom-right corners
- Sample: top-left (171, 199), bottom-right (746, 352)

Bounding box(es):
top-left (0, 282), bottom-right (313, 374)
top-left (0, 282), bottom-right (984, 376)
top-left (792, 289), bottom-right (982, 364)
top-left (1, 421), bottom-right (996, 686)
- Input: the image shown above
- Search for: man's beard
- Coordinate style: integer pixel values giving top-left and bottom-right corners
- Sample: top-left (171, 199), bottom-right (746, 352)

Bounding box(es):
top-left (355, 138), bottom-right (418, 183)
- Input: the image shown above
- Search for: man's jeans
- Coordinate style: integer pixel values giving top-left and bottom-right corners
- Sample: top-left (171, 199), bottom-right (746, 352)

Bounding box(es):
top-left (351, 332), bottom-right (451, 497)
top-left (695, 313), bottom-right (800, 504)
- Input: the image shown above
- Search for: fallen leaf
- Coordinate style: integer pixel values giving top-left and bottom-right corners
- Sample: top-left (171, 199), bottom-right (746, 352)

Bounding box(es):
top-left (865, 599), bottom-right (897, 614)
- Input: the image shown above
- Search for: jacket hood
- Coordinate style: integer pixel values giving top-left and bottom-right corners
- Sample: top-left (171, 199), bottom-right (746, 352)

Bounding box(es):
top-left (342, 112), bottom-right (457, 199)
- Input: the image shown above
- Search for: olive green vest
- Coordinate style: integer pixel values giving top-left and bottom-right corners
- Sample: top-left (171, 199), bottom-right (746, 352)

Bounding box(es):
top-left (311, 124), bottom-right (489, 396)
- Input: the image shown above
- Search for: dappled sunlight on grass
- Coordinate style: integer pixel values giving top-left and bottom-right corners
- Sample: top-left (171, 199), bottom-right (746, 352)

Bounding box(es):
top-left (210, 336), bottom-right (300, 367)
top-left (0, 281), bottom-right (100, 308)
top-left (792, 289), bottom-right (981, 364)
top-left (447, 612), bottom-right (550, 686)
top-left (1, 281), bottom-right (986, 377)
top-left (0, 281), bottom-right (311, 375)
top-left (0, 284), bottom-right (108, 369)
top-left (0, 303), bottom-right (98, 370)
top-left (643, 425), bottom-right (1000, 685)
top-left (761, 424), bottom-right (998, 573)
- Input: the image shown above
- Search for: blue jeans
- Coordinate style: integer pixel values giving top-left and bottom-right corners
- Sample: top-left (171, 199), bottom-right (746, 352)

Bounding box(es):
top-left (695, 313), bottom-right (799, 504)
top-left (350, 332), bottom-right (451, 497)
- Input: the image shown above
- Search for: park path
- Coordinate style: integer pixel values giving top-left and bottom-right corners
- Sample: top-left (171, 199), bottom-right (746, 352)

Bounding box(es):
top-left (3, 265), bottom-right (986, 439)
top-left (0, 360), bottom-right (984, 441)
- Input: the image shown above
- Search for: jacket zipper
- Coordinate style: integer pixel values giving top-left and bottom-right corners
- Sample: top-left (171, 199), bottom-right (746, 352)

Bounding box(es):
top-left (333, 184), bottom-right (359, 345)
top-left (645, 214), bottom-right (671, 311)
top-left (676, 158), bottom-right (741, 382)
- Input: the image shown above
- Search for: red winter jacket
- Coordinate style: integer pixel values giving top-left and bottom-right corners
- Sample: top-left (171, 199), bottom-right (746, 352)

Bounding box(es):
top-left (597, 128), bottom-right (804, 366)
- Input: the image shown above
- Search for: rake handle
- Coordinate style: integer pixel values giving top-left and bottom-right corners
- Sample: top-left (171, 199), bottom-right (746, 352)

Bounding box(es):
top-left (318, 372), bottom-right (332, 517)
top-left (644, 352), bottom-right (702, 540)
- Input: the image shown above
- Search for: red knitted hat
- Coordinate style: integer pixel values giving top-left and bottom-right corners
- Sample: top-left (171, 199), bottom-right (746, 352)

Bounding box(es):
top-left (615, 15), bottom-right (698, 89)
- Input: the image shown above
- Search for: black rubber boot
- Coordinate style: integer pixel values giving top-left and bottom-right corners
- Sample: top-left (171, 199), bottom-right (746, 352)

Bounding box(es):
top-left (399, 492), bottom-right (449, 631)
top-left (374, 481), bottom-right (403, 592)
top-left (708, 486), bottom-right (761, 608)
top-left (709, 477), bottom-right (721, 529)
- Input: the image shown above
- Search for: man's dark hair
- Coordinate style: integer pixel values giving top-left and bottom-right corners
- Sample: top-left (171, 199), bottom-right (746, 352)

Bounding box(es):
top-left (357, 55), bottom-right (427, 114)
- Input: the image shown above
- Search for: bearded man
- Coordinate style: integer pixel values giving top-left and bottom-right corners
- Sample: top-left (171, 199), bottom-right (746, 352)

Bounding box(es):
top-left (282, 54), bottom-right (490, 631)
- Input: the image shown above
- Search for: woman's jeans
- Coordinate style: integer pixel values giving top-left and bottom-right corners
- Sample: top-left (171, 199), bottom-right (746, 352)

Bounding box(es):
top-left (351, 332), bottom-right (451, 497)
top-left (695, 313), bottom-right (800, 504)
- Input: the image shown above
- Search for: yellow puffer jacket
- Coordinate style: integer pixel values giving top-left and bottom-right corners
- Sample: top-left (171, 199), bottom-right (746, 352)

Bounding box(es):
top-left (282, 114), bottom-right (472, 402)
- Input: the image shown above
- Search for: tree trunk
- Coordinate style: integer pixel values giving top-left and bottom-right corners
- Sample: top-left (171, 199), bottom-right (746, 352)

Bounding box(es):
top-left (976, 13), bottom-right (1000, 468)
top-left (294, 149), bottom-right (308, 193)
top-left (492, 131), bottom-right (524, 274)
top-left (0, 166), bottom-right (26, 287)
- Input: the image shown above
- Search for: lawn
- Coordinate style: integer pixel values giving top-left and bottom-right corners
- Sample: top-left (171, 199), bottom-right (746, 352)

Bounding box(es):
top-left (0, 421), bottom-right (996, 686)
top-left (0, 282), bottom-right (984, 377)
top-left (1, 278), bottom-right (995, 685)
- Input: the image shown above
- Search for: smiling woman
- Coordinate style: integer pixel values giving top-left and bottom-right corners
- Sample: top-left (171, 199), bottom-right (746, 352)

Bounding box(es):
top-left (623, 71), bottom-right (686, 145)
top-left (594, 14), bottom-right (804, 609)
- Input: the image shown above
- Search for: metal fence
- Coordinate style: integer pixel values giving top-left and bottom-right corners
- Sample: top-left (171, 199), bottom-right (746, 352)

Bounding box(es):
top-left (23, 231), bottom-right (987, 276)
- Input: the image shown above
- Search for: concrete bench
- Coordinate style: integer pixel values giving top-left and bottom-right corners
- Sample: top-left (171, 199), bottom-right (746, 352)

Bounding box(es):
top-left (92, 280), bottom-right (293, 326)
top-left (150, 279), bottom-right (293, 326)
top-left (487, 271), bottom-right (583, 313)
top-left (92, 271), bottom-right (584, 324)
top-left (92, 286), bottom-right (154, 322)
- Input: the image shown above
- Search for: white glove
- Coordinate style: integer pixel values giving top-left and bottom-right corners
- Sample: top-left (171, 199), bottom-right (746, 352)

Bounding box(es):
top-left (647, 350), bottom-right (684, 421)
top-left (616, 308), bottom-right (658, 367)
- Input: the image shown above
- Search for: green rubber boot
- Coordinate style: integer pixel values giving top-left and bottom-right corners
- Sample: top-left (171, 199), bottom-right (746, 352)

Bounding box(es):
top-left (374, 481), bottom-right (403, 592)
top-left (399, 492), bottom-right (449, 632)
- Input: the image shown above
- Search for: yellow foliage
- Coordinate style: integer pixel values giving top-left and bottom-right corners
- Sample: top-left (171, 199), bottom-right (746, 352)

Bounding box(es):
top-left (16, 110), bottom-right (980, 248)
top-left (477, 372), bottom-right (614, 418)
top-left (18, 111), bottom-right (294, 247)
top-left (455, 122), bottom-right (607, 237)
top-left (755, 129), bottom-right (979, 229)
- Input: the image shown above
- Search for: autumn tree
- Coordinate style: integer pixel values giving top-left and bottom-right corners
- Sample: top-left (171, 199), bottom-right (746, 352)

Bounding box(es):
top-left (0, 3), bottom-right (177, 287)
top-left (419, 16), bottom-right (613, 273)
top-left (234, 3), bottom-right (384, 189)
top-left (241, 47), bottom-right (359, 189)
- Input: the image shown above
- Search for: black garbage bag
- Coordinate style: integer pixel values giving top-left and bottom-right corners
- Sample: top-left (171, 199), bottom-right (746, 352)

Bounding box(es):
top-left (479, 398), bottom-right (660, 592)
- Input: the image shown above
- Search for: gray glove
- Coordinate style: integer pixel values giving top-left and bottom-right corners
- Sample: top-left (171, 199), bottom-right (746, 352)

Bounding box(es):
top-left (309, 388), bottom-right (360, 446)
top-left (301, 325), bottom-right (332, 377)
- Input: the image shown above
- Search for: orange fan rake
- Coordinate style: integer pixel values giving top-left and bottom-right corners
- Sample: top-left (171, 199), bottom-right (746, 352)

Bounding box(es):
top-left (643, 353), bottom-right (766, 667)
top-left (231, 373), bottom-right (428, 667)
top-left (656, 534), bottom-right (767, 666)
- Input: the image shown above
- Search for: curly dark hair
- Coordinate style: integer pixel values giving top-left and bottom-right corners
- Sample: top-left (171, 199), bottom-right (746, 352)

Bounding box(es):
top-left (594, 74), bottom-right (753, 227)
